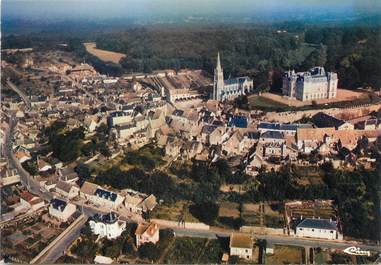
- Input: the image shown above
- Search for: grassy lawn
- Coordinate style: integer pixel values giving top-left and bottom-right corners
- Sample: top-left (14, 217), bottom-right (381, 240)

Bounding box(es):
top-left (266, 245), bottom-right (305, 264)
top-left (164, 238), bottom-right (223, 264)
top-left (150, 200), bottom-right (199, 222)
top-left (248, 95), bottom-right (290, 112)
top-left (287, 43), bottom-right (317, 66)
top-left (241, 203), bottom-right (284, 227)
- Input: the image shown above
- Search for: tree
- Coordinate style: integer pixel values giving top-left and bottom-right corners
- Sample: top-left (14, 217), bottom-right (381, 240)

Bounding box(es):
top-left (22, 160), bottom-right (38, 176)
top-left (189, 202), bottom-right (219, 225)
top-left (138, 242), bottom-right (160, 261)
top-left (75, 164), bottom-right (92, 185)
top-left (72, 238), bottom-right (97, 263)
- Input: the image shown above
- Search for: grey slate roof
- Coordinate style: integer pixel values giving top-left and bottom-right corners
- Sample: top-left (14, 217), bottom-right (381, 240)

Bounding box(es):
top-left (51, 198), bottom-right (67, 212)
top-left (260, 130), bottom-right (284, 140)
top-left (297, 218), bottom-right (337, 230)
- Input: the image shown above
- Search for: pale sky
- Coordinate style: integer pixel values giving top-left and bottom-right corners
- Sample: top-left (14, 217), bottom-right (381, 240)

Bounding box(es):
top-left (2, 0), bottom-right (381, 22)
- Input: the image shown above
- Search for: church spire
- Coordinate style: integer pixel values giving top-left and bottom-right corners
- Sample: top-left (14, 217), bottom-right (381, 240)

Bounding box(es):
top-left (216, 52), bottom-right (222, 70)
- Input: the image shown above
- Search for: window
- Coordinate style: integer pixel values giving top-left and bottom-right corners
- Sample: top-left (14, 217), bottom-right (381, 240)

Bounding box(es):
top-left (246, 250), bottom-right (248, 253)
top-left (330, 231), bottom-right (334, 233)
top-left (299, 228), bottom-right (303, 231)
top-left (311, 229), bottom-right (314, 232)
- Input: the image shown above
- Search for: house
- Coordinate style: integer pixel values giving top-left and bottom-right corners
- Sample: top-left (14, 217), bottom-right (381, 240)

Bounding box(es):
top-left (258, 122), bottom-right (311, 136)
top-left (229, 233), bottom-right (253, 260)
top-left (14, 149), bottom-right (32, 163)
top-left (37, 157), bottom-right (52, 172)
top-left (222, 131), bottom-right (244, 156)
top-left (259, 131), bottom-right (285, 144)
top-left (147, 109), bottom-right (166, 138)
top-left (48, 198), bottom-right (77, 222)
top-left (43, 179), bottom-right (58, 192)
top-left (89, 212), bottom-right (126, 239)
top-left (165, 138), bottom-right (183, 158)
top-left (135, 222), bottom-right (160, 248)
top-left (84, 116), bottom-right (98, 133)
top-left (265, 242), bottom-right (274, 255)
top-left (55, 180), bottom-right (80, 199)
top-left (312, 112), bottom-right (354, 130)
top-left (58, 167), bottom-right (79, 183)
top-left (228, 115), bottom-right (248, 128)
top-left (209, 127), bottom-right (227, 146)
top-left (94, 255), bottom-right (114, 264)
top-left (124, 191), bottom-right (157, 214)
top-left (92, 188), bottom-right (124, 209)
top-left (296, 218), bottom-right (341, 240)
top-left (296, 127), bottom-right (336, 154)
top-left (200, 125), bottom-right (217, 144)
top-left (80, 181), bottom-right (99, 201)
top-left (20, 191), bottom-right (45, 212)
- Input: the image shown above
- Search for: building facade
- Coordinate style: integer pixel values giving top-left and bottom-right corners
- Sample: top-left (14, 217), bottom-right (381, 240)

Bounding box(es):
top-left (89, 212), bottom-right (126, 240)
top-left (135, 222), bottom-right (160, 248)
top-left (49, 198), bottom-right (77, 223)
top-left (229, 233), bottom-right (253, 260)
top-left (296, 218), bottom-right (341, 240)
top-left (212, 53), bottom-right (254, 101)
top-left (282, 67), bottom-right (338, 101)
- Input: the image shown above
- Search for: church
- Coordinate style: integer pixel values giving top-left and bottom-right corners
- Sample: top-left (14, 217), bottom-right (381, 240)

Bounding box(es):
top-left (212, 53), bottom-right (254, 101)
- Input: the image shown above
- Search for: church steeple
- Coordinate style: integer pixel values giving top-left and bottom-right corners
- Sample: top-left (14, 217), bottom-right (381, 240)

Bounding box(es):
top-left (216, 52), bottom-right (222, 71)
top-left (213, 52), bottom-right (224, 101)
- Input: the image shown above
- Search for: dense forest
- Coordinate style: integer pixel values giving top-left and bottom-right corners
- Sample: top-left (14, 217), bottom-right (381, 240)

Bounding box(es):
top-left (93, 25), bottom-right (381, 90)
top-left (3, 24), bottom-right (381, 90)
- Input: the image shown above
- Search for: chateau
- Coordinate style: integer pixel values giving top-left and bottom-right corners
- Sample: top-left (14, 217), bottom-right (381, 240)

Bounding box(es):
top-left (213, 53), bottom-right (254, 101)
top-left (282, 67), bottom-right (338, 101)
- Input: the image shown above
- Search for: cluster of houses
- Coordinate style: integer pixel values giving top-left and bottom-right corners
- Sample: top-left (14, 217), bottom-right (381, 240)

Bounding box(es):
top-left (2, 50), bottom-right (381, 264)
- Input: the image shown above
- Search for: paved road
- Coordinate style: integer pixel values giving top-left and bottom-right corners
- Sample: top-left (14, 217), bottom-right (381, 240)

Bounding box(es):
top-left (172, 228), bottom-right (381, 252)
top-left (35, 215), bottom-right (88, 264)
top-left (5, 113), bottom-right (50, 200)
top-left (6, 79), bottom-right (31, 109)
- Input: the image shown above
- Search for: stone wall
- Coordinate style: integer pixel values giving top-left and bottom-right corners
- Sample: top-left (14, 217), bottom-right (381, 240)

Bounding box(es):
top-left (264, 103), bottom-right (381, 123)
top-left (150, 218), bottom-right (210, 230)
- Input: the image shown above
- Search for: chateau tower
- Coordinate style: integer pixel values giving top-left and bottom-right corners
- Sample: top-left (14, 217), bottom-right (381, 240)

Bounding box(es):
top-left (213, 52), bottom-right (225, 100)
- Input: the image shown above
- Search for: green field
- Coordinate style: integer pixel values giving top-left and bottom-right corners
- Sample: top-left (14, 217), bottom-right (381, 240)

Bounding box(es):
top-left (164, 238), bottom-right (224, 264)
top-left (266, 245), bottom-right (305, 264)
top-left (248, 95), bottom-right (290, 112)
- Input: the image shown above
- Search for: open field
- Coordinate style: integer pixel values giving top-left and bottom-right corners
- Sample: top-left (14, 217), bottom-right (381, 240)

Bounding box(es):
top-left (219, 202), bottom-right (240, 218)
top-left (150, 200), bottom-right (199, 223)
top-left (248, 95), bottom-right (289, 111)
top-left (83, 42), bottom-right (126, 64)
top-left (241, 203), bottom-right (284, 228)
top-left (164, 238), bottom-right (224, 264)
top-left (266, 245), bottom-right (305, 264)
